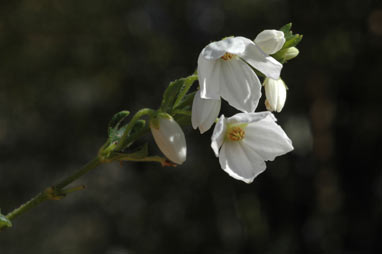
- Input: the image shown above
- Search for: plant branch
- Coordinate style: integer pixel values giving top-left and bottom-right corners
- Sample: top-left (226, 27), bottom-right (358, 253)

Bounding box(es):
top-left (0, 157), bottom-right (103, 231)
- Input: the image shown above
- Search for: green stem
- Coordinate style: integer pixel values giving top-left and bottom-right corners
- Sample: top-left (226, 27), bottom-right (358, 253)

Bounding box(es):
top-left (111, 153), bottom-right (175, 167)
top-left (114, 108), bottom-right (154, 151)
top-left (5, 192), bottom-right (46, 221)
top-left (1, 157), bottom-right (103, 230)
top-left (55, 157), bottom-right (102, 189)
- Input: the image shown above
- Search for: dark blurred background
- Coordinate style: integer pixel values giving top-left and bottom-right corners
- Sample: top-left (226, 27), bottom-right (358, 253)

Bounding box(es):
top-left (1, 0), bottom-right (382, 253)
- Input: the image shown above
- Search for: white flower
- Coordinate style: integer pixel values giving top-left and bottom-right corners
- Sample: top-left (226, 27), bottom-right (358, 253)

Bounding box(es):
top-left (211, 112), bottom-right (293, 183)
top-left (198, 36), bottom-right (282, 113)
top-left (150, 115), bottom-right (187, 164)
top-left (254, 30), bottom-right (285, 55)
top-left (191, 90), bottom-right (221, 134)
top-left (264, 77), bottom-right (287, 113)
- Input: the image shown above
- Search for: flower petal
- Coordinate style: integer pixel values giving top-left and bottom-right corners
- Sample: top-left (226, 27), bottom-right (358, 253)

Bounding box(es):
top-left (227, 111), bottom-right (274, 125)
top-left (236, 36), bottom-right (282, 80)
top-left (219, 141), bottom-right (266, 183)
top-left (201, 37), bottom-right (246, 60)
top-left (197, 54), bottom-right (221, 99)
top-left (243, 114), bottom-right (293, 161)
top-left (192, 90), bottom-right (221, 134)
top-left (211, 115), bottom-right (226, 156)
top-left (219, 58), bottom-right (261, 112)
top-left (150, 117), bottom-right (187, 164)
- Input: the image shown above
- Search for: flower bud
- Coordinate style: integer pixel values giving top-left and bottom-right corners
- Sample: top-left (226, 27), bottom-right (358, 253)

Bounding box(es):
top-left (281, 47), bottom-right (299, 61)
top-left (150, 115), bottom-right (187, 164)
top-left (263, 78), bottom-right (287, 112)
top-left (254, 30), bottom-right (285, 55)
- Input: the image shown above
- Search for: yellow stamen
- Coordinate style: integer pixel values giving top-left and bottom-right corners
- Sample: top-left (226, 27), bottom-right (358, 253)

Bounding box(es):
top-left (226, 126), bottom-right (245, 141)
top-left (221, 52), bottom-right (235, 61)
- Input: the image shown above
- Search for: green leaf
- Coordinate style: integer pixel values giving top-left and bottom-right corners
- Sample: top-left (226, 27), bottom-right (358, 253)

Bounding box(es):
top-left (283, 34), bottom-right (303, 49)
top-left (160, 74), bottom-right (198, 113)
top-left (279, 23), bottom-right (292, 35)
top-left (108, 125), bottom-right (128, 143)
top-left (173, 74), bottom-right (198, 110)
top-left (160, 79), bottom-right (185, 112)
top-left (108, 110), bottom-right (130, 137)
top-left (109, 119), bottom-right (146, 150)
top-left (130, 120), bottom-right (146, 136)
top-left (278, 23), bottom-right (303, 50)
top-left (0, 211), bottom-right (12, 228)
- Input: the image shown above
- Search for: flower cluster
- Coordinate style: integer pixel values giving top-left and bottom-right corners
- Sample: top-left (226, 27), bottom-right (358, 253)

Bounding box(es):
top-left (150, 25), bottom-right (301, 183)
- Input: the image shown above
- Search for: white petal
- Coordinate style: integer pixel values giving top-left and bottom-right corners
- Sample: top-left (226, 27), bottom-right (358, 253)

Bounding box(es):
top-left (227, 111), bottom-right (274, 125)
top-left (197, 54), bottom-right (221, 99)
top-left (235, 36), bottom-right (282, 80)
top-left (243, 114), bottom-right (293, 161)
top-left (254, 30), bottom-right (285, 55)
top-left (150, 117), bottom-right (187, 164)
top-left (192, 90), bottom-right (221, 134)
top-left (211, 115), bottom-right (226, 157)
top-left (219, 141), bottom-right (266, 183)
top-left (219, 58), bottom-right (261, 112)
top-left (201, 37), bottom-right (246, 60)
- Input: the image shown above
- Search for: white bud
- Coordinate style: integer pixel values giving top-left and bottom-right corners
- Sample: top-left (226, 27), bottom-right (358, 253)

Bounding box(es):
top-left (254, 30), bottom-right (285, 55)
top-left (150, 116), bottom-right (187, 164)
top-left (263, 78), bottom-right (287, 112)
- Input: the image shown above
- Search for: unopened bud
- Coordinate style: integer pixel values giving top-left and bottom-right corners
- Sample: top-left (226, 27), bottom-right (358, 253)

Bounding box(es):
top-left (282, 47), bottom-right (299, 61)
top-left (150, 115), bottom-right (187, 164)
top-left (254, 30), bottom-right (285, 55)
top-left (263, 78), bottom-right (287, 113)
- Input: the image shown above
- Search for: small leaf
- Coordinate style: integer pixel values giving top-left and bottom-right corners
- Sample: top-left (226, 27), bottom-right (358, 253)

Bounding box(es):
top-left (283, 34), bottom-right (303, 49)
top-left (160, 79), bottom-right (185, 112)
top-left (278, 23), bottom-right (303, 50)
top-left (173, 74), bottom-right (198, 110)
top-left (279, 23), bottom-right (292, 35)
top-left (160, 74), bottom-right (198, 113)
top-left (0, 211), bottom-right (12, 228)
top-left (108, 111), bottom-right (130, 136)
top-left (130, 120), bottom-right (146, 136)
top-left (109, 125), bottom-right (128, 143)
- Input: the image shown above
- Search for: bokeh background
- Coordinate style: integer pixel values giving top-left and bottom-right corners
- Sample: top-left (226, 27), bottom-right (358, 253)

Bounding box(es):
top-left (1, 0), bottom-right (381, 253)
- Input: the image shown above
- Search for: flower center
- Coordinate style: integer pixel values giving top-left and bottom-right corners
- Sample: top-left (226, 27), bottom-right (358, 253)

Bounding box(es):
top-left (226, 126), bottom-right (245, 141)
top-left (221, 52), bottom-right (236, 61)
